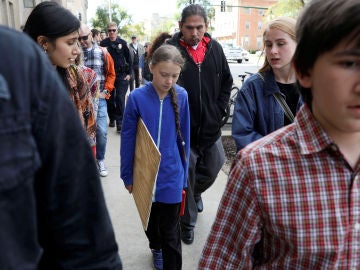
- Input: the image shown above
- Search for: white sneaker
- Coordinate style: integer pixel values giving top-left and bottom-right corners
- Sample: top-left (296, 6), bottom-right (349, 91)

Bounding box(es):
top-left (97, 160), bottom-right (108, 177)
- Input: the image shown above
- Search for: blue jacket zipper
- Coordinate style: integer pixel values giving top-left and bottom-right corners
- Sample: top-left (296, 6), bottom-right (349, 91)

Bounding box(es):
top-left (153, 99), bottom-right (163, 202)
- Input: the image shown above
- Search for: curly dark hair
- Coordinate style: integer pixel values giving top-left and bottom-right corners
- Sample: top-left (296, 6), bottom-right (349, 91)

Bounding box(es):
top-left (147, 32), bottom-right (172, 62)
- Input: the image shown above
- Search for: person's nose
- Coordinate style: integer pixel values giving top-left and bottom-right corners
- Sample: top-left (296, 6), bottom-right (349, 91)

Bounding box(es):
top-left (189, 27), bottom-right (198, 36)
top-left (270, 45), bottom-right (278, 55)
top-left (73, 44), bottom-right (81, 56)
top-left (165, 77), bottom-right (172, 84)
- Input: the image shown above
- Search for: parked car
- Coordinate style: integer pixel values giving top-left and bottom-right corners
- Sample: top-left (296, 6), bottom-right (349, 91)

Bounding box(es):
top-left (221, 44), bottom-right (250, 63)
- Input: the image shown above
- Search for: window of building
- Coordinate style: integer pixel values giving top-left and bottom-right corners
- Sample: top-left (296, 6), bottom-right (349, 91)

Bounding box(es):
top-left (9, 1), bottom-right (14, 27)
top-left (23, 0), bottom-right (35, 8)
top-left (259, 10), bottom-right (264, 16)
top-left (244, 35), bottom-right (249, 47)
top-left (257, 36), bottom-right (262, 49)
top-left (258, 21), bottom-right (262, 30)
top-left (245, 21), bottom-right (250, 30)
top-left (243, 8), bottom-right (251, 14)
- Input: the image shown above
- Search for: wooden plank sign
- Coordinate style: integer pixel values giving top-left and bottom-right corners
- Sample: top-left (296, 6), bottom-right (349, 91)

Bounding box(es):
top-left (132, 118), bottom-right (161, 230)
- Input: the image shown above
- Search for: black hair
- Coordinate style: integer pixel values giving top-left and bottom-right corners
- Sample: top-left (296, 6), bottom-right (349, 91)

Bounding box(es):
top-left (91, 28), bottom-right (100, 38)
top-left (180, 4), bottom-right (207, 24)
top-left (147, 32), bottom-right (172, 62)
top-left (23, 1), bottom-right (80, 92)
top-left (23, 1), bottom-right (80, 42)
top-left (293, 0), bottom-right (360, 107)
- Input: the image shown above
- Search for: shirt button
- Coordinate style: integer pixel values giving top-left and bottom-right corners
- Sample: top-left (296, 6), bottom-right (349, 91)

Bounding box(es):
top-left (354, 223), bottom-right (360, 231)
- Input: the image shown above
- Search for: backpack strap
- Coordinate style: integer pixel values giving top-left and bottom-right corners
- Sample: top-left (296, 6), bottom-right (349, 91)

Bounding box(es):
top-left (272, 92), bottom-right (295, 123)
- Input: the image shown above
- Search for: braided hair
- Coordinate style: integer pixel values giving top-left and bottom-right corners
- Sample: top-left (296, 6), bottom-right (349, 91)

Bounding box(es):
top-left (151, 44), bottom-right (187, 161)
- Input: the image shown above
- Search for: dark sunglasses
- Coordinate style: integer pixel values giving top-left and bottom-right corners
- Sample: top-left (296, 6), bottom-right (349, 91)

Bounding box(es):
top-left (108, 29), bottom-right (117, 33)
top-left (78, 35), bottom-right (89, 41)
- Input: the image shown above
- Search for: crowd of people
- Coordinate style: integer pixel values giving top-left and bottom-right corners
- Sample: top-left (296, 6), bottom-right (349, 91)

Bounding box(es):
top-left (1, 0), bottom-right (359, 269)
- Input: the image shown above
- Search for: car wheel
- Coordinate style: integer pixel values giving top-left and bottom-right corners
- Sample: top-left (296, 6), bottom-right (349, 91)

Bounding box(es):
top-left (237, 59), bottom-right (243, 63)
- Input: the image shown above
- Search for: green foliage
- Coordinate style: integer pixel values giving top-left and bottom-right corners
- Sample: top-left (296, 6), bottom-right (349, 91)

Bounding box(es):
top-left (267, 0), bottom-right (306, 20)
top-left (149, 19), bottom-right (177, 41)
top-left (91, 3), bottom-right (132, 36)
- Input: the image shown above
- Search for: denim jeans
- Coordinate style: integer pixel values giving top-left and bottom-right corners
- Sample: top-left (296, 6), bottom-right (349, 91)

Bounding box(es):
top-left (96, 98), bottom-right (108, 161)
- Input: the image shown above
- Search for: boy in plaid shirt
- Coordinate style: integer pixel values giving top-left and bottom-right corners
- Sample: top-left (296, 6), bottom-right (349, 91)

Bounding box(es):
top-left (200, 0), bottom-right (360, 268)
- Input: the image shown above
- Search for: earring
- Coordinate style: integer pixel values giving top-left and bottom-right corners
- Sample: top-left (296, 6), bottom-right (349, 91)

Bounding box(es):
top-left (43, 47), bottom-right (47, 54)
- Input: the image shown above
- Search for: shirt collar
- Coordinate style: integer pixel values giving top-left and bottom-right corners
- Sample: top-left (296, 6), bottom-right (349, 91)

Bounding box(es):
top-left (295, 104), bottom-right (335, 155)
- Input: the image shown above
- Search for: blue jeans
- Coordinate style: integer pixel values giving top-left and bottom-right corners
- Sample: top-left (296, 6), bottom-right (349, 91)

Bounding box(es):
top-left (96, 98), bottom-right (108, 161)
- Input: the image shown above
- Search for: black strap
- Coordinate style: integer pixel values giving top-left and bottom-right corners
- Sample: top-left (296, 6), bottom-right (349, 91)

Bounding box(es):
top-left (273, 92), bottom-right (295, 123)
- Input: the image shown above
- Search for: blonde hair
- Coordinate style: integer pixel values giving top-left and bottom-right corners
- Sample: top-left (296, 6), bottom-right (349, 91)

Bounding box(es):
top-left (106, 22), bottom-right (117, 29)
top-left (259, 17), bottom-right (297, 73)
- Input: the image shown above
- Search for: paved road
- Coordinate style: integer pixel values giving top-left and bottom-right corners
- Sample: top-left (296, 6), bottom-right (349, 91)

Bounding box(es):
top-left (101, 126), bottom-right (228, 269)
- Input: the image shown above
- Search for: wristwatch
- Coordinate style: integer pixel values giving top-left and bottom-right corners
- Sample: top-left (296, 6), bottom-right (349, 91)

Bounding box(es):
top-left (103, 89), bottom-right (109, 95)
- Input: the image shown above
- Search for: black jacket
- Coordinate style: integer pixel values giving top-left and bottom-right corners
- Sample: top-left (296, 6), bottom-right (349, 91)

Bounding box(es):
top-left (101, 37), bottom-right (132, 79)
top-left (167, 32), bottom-right (233, 150)
top-left (0, 26), bottom-right (122, 269)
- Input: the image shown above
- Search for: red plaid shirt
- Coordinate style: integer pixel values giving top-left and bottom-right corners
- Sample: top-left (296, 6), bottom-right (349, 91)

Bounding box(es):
top-left (199, 105), bottom-right (360, 269)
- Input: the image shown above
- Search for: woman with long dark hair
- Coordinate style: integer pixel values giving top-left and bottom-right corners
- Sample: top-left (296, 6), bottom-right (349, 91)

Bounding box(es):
top-left (24, 1), bottom-right (97, 155)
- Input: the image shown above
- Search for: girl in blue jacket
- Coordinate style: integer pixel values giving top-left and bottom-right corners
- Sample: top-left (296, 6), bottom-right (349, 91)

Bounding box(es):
top-left (120, 44), bottom-right (190, 270)
top-left (232, 17), bottom-right (302, 151)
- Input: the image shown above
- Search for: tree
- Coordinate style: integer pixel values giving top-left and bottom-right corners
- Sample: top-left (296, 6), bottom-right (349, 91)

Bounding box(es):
top-left (91, 3), bottom-right (132, 36)
top-left (267, 0), bottom-right (307, 20)
top-left (149, 18), bottom-right (177, 41)
top-left (176, 0), bottom-right (215, 33)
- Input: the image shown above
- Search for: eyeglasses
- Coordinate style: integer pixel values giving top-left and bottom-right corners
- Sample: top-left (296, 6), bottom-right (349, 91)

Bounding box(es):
top-left (78, 34), bottom-right (89, 41)
top-left (108, 29), bottom-right (117, 33)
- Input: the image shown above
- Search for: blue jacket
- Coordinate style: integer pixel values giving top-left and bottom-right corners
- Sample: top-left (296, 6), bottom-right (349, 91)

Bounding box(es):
top-left (121, 83), bottom-right (190, 204)
top-left (232, 70), bottom-right (302, 151)
top-left (0, 26), bottom-right (122, 269)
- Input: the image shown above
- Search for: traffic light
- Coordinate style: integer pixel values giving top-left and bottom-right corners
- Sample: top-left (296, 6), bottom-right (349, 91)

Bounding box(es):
top-left (221, 1), bottom-right (226, 12)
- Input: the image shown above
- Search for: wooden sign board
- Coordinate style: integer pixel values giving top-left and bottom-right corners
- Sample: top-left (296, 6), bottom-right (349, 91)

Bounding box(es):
top-left (132, 118), bottom-right (161, 230)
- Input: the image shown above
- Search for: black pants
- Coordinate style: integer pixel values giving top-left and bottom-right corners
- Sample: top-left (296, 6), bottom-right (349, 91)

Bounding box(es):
top-left (129, 65), bottom-right (139, 91)
top-left (145, 202), bottom-right (182, 270)
top-left (106, 78), bottom-right (129, 129)
top-left (181, 137), bottom-right (225, 230)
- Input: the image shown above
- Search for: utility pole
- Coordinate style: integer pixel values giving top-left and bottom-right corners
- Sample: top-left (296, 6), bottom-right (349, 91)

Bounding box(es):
top-left (108, 0), bottom-right (112, 21)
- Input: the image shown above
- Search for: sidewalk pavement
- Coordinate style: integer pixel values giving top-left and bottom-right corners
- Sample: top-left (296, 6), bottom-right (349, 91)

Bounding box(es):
top-left (101, 126), bottom-right (229, 269)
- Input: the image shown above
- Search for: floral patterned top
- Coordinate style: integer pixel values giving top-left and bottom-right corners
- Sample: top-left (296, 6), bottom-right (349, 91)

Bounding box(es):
top-left (67, 65), bottom-right (98, 147)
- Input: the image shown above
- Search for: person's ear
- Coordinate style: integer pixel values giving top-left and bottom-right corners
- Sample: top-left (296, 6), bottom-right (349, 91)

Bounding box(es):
top-left (149, 63), bottom-right (154, 74)
top-left (296, 72), bottom-right (312, 89)
top-left (37, 36), bottom-right (48, 52)
top-left (294, 63), bottom-right (312, 89)
top-left (178, 21), bottom-right (182, 30)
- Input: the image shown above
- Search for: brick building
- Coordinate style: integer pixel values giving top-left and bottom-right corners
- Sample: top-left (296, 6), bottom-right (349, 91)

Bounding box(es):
top-left (213, 0), bottom-right (278, 51)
